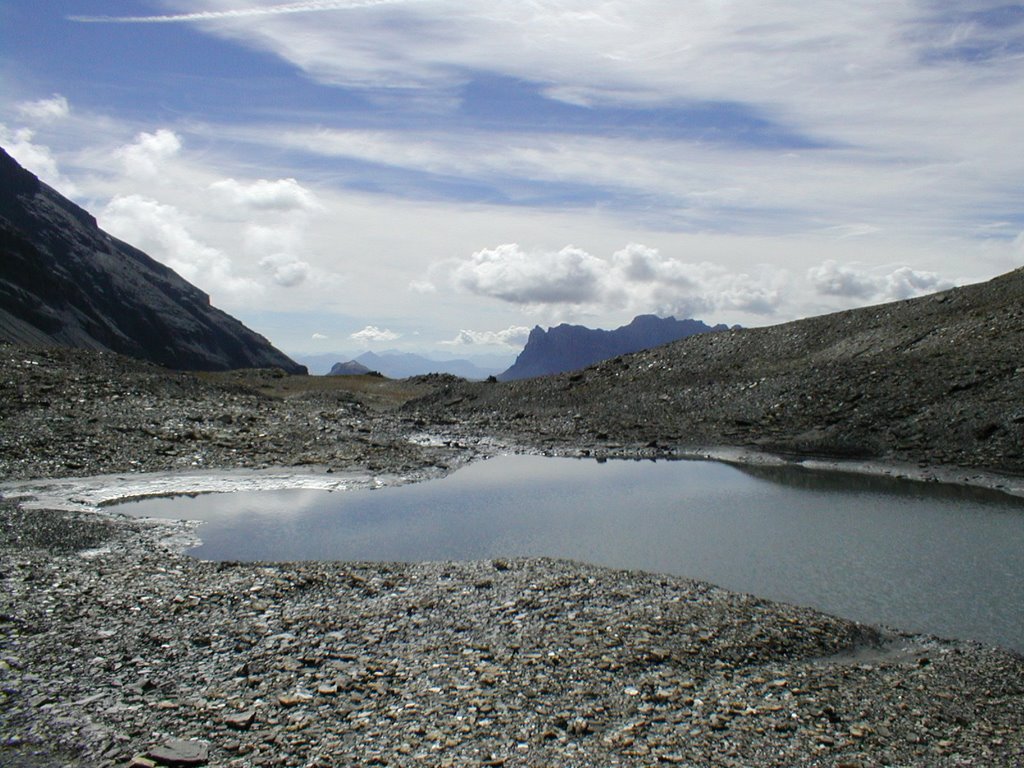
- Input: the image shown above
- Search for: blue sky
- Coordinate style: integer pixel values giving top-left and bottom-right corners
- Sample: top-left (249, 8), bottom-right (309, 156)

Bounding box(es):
top-left (2, 1), bottom-right (1023, 363)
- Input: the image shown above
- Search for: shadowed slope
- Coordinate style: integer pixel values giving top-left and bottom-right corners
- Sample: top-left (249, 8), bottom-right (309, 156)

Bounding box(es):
top-left (0, 147), bottom-right (305, 373)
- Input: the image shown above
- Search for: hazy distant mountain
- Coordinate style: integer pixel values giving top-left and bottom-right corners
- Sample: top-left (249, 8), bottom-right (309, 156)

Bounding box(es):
top-left (499, 315), bottom-right (730, 380)
top-left (353, 351), bottom-right (501, 380)
top-left (0, 147), bottom-right (305, 373)
top-left (295, 351), bottom-right (511, 377)
top-left (328, 360), bottom-right (372, 376)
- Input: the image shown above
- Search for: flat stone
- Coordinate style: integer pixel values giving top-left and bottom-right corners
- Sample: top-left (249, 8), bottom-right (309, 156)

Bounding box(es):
top-left (225, 709), bottom-right (256, 730)
top-left (147, 738), bottom-right (209, 766)
top-left (278, 691), bottom-right (313, 707)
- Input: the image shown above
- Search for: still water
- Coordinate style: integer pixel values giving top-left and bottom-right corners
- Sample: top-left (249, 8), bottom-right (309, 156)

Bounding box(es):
top-left (117, 455), bottom-right (1024, 651)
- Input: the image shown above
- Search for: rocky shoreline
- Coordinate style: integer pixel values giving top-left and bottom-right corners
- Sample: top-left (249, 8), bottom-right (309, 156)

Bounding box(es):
top-left (2, 343), bottom-right (1024, 766)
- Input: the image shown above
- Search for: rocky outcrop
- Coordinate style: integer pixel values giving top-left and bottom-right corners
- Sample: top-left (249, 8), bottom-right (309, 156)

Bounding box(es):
top-left (499, 315), bottom-right (729, 380)
top-left (0, 147), bottom-right (305, 373)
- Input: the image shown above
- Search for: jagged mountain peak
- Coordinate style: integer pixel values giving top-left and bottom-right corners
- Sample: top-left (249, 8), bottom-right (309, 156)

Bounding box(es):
top-left (499, 314), bottom-right (730, 381)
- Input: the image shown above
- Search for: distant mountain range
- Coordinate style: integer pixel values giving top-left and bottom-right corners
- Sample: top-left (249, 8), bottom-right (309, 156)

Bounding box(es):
top-left (0, 147), bottom-right (305, 374)
top-left (498, 315), bottom-right (731, 380)
top-left (325, 351), bottom-right (502, 380)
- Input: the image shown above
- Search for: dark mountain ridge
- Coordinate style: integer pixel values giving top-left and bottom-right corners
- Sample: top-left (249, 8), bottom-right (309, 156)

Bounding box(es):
top-left (0, 147), bottom-right (305, 373)
top-left (499, 314), bottom-right (729, 380)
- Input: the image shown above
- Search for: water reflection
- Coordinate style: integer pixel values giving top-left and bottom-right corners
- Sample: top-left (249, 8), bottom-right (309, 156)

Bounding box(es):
top-left (736, 463), bottom-right (1021, 505)
top-left (116, 455), bottom-right (1024, 651)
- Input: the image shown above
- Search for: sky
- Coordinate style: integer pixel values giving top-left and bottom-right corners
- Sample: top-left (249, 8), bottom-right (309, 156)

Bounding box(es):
top-left (1, 1), bottom-right (1023, 364)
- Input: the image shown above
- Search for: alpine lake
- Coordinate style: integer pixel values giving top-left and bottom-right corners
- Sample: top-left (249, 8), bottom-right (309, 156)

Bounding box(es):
top-left (115, 454), bottom-right (1024, 653)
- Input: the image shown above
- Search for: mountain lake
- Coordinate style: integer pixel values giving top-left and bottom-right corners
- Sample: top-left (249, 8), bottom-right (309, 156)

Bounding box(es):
top-left (115, 454), bottom-right (1024, 652)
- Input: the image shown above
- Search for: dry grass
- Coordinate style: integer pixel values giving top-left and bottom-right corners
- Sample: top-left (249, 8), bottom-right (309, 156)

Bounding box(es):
top-left (194, 369), bottom-right (434, 411)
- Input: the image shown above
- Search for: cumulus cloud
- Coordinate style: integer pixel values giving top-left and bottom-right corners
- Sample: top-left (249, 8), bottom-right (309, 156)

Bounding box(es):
top-left (452, 244), bottom-right (606, 305)
top-left (242, 224), bottom-right (312, 287)
top-left (350, 325), bottom-right (400, 343)
top-left (311, 332), bottom-right (329, 340)
top-left (805, 260), bottom-right (878, 299)
top-left (808, 260), bottom-right (954, 301)
top-left (442, 326), bottom-right (532, 348)
top-left (101, 194), bottom-right (259, 298)
top-left (16, 95), bottom-right (70, 122)
top-left (884, 267), bottom-right (955, 300)
top-left (448, 242), bottom-right (783, 320)
top-left (116, 129), bottom-right (182, 178)
top-left (259, 253), bottom-right (311, 287)
top-left (209, 177), bottom-right (319, 212)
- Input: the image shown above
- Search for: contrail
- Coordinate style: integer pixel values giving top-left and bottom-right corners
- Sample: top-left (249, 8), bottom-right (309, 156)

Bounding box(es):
top-left (69, 0), bottom-right (415, 24)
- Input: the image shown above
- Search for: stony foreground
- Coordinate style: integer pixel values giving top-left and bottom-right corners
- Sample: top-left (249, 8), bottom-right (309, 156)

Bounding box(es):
top-left (2, 501), bottom-right (1023, 768)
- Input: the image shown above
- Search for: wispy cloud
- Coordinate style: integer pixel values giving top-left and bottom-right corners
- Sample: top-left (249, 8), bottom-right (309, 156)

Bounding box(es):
top-left (16, 95), bottom-right (70, 122)
top-left (68, 0), bottom-right (420, 24)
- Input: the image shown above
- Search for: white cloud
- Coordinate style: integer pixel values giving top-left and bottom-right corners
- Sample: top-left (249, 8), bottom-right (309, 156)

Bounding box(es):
top-left (209, 177), bottom-right (319, 212)
top-left (442, 326), bottom-right (532, 348)
top-left (884, 267), bottom-right (955, 300)
top-left (805, 260), bottom-right (878, 299)
top-left (311, 332), bottom-right (329, 340)
top-left (7, 0), bottom-right (1024, 348)
top-left (100, 194), bottom-right (260, 299)
top-left (243, 224), bottom-right (312, 287)
top-left (116, 129), bottom-right (182, 179)
top-left (0, 125), bottom-right (79, 195)
top-left (808, 260), bottom-right (955, 301)
top-left (453, 244), bottom-right (605, 305)
top-left (166, 0), bottom-right (1023, 246)
top-left (16, 95), bottom-right (70, 122)
top-left (447, 242), bottom-right (785, 320)
top-left (259, 253), bottom-right (311, 287)
top-left (350, 325), bottom-right (401, 343)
